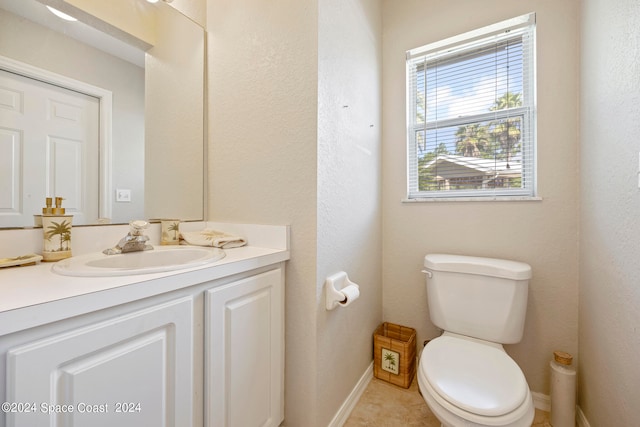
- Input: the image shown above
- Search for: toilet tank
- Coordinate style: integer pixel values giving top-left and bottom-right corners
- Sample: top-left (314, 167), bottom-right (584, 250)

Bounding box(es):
top-left (423, 254), bottom-right (532, 344)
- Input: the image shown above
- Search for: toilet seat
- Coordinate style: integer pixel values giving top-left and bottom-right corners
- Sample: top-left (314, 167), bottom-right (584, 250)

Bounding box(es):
top-left (418, 333), bottom-right (534, 427)
top-left (422, 335), bottom-right (528, 416)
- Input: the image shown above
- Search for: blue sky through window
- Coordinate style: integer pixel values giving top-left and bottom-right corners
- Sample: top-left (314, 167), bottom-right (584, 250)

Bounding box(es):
top-left (415, 38), bottom-right (524, 158)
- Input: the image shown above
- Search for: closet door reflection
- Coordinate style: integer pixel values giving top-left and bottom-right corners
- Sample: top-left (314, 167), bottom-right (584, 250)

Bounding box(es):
top-left (0, 69), bottom-right (99, 227)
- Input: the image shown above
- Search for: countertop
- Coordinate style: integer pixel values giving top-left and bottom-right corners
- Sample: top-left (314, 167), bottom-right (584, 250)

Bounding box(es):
top-left (0, 222), bottom-right (290, 336)
top-left (0, 245), bottom-right (289, 336)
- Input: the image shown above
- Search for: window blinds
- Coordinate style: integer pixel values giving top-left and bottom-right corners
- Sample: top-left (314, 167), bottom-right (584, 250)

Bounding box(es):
top-left (406, 13), bottom-right (536, 199)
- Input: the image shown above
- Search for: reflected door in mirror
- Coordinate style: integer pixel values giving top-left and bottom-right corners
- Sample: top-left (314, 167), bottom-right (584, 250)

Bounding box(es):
top-left (0, 0), bottom-right (205, 229)
top-left (0, 69), bottom-right (99, 227)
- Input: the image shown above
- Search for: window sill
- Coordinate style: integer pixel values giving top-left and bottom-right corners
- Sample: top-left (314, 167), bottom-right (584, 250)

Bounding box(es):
top-left (402, 196), bottom-right (542, 203)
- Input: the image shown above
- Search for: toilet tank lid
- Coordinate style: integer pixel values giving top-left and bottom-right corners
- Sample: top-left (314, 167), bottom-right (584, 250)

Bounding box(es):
top-left (424, 254), bottom-right (532, 280)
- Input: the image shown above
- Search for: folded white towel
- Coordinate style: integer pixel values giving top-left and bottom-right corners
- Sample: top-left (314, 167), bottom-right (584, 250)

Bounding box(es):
top-left (180, 229), bottom-right (247, 249)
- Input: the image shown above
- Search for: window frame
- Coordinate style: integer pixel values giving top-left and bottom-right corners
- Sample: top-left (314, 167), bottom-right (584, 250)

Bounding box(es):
top-left (405, 13), bottom-right (537, 201)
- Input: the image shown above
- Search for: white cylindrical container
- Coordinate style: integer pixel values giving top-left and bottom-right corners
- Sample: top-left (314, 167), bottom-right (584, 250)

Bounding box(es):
top-left (550, 351), bottom-right (576, 427)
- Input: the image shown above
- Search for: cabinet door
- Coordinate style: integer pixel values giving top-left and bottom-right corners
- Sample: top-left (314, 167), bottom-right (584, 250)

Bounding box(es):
top-left (205, 268), bottom-right (284, 427)
top-left (6, 296), bottom-right (195, 427)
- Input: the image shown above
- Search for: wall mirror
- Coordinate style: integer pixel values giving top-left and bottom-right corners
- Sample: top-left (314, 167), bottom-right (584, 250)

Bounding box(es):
top-left (0, 0), bottom-right (205, 229)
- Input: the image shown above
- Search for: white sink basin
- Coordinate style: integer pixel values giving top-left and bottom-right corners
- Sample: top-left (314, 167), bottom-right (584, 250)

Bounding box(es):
top-left (52, 246), bottom-right (226, 277)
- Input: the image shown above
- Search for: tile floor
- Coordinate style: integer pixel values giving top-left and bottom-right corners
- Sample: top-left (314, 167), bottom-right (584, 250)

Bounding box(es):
top-left (344, 376), bottom-right (551, 427)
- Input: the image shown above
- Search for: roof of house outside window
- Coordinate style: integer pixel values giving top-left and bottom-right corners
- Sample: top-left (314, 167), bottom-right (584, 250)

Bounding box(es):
top-left (423, 154), bottom-right (522, 179)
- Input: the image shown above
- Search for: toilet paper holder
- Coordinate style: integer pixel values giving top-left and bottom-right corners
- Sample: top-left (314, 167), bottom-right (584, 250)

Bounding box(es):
top-left (325, 271), bottom-right (360, 310)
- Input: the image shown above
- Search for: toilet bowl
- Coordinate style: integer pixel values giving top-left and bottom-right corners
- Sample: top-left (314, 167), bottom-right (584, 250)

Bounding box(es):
top-left (417, 333), bottom-right (534, 427)
top-left (419, 254), bottom-right (535, 427)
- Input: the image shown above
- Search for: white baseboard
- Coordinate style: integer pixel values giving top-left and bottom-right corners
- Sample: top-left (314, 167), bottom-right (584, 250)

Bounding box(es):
top-left (577, 406), bottom-right (591, 427)
top-left (532, 392), bottom-right (591, 427)
top-left (532, 391), bottom-right (551, 412)
top-left (328, 362), bottom-right (373, 427)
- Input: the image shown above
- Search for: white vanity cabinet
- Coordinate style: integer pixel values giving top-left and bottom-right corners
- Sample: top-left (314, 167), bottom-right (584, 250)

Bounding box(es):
top-left (0, 263), bottom-right (286, 427)
top-left (5, 296), bottom-right (197, 427)
top-left (205, 268), bottom-right (284, 427)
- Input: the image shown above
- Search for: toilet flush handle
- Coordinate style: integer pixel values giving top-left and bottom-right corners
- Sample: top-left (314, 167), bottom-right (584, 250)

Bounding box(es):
top-left (421, 269), bottom-right (433, 278)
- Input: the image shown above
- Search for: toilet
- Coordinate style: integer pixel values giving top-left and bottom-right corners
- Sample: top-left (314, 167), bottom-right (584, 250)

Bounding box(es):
top-left (418, 254), bottom-right (535, 427)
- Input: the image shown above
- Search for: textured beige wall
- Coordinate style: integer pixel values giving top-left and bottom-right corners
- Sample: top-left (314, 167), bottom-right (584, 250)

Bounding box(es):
top-left (208, 0), bottom-right (382, 425)
top-left (317, 0), bottom-right (382, 425)
top-left (579, 0), bottom-right (640, 424)
top-left (167, 0), bottom-right (206, 28)
top-left (207, 0), bottom-right (320, 425)
top-left (381, 0), bottom-right (579, 395)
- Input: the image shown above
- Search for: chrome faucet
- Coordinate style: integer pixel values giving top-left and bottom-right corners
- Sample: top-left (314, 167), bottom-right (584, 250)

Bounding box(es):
top-left (103, 220), bottom-right (153, 255)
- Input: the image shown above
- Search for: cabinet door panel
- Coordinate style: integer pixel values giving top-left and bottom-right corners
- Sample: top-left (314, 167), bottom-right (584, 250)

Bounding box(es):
top-left (58, 329), bottom-right (166, 427)
top-left (206, 269), bottom-right (283, 427)
top-left (6, 296), bottom-right (195, 427)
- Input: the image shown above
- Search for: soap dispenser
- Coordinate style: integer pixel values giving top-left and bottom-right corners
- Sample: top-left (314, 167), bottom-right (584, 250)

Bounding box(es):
top-left (42, 197), bottom-right (53, 215)
top-left (42, 197), bottom-right (73, 262)
top-left (33, 197), bottom-right (53, 227)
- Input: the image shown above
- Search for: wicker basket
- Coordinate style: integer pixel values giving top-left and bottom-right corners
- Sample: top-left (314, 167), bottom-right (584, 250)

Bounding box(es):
top-left (373, 322), bottom-right (416, 388)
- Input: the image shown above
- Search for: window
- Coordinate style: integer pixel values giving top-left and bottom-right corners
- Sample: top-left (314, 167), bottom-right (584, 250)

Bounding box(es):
top-left (406, 13), bottom-right (536, 200)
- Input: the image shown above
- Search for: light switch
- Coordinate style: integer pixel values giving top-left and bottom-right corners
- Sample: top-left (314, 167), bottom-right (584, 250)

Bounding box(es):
top-left (116, 189), bottom-right (131, 202)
